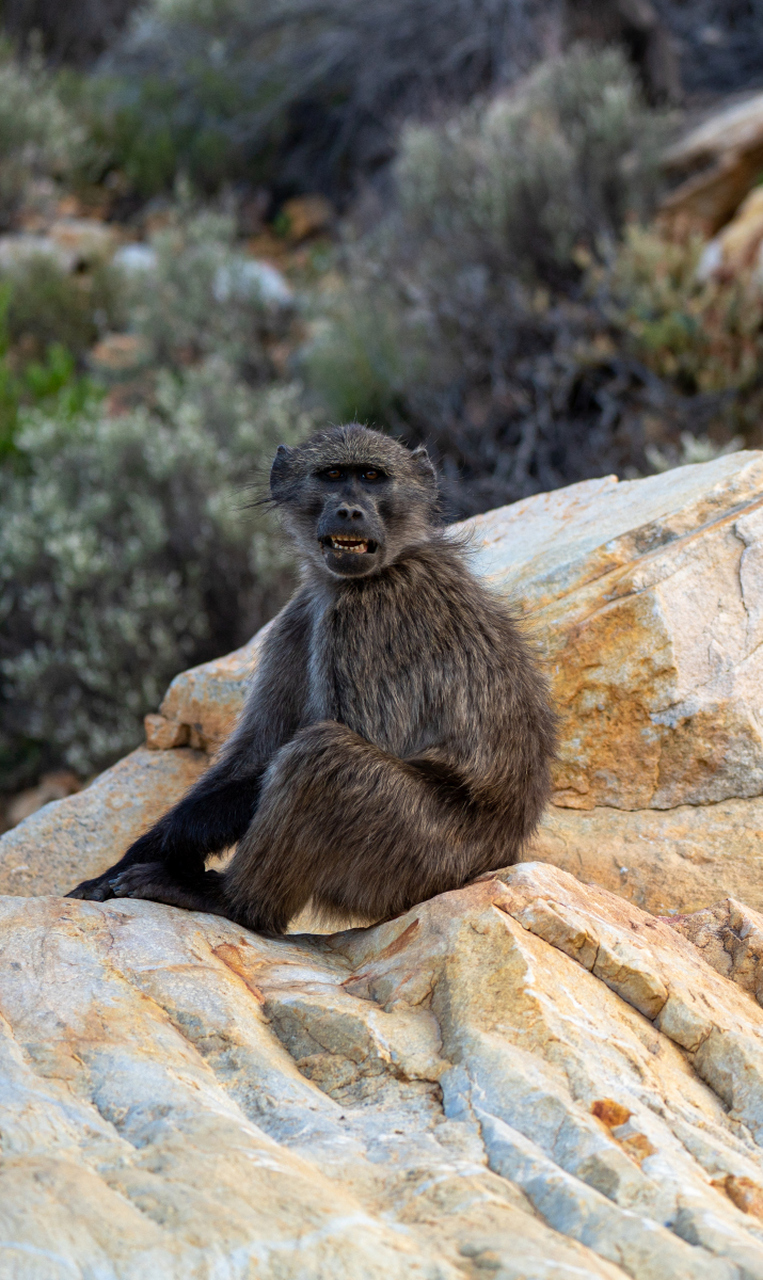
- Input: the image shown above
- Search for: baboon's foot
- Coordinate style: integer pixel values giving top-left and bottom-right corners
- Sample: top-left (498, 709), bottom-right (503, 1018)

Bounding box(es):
top-left (110, 862), bottom-right (227, 915)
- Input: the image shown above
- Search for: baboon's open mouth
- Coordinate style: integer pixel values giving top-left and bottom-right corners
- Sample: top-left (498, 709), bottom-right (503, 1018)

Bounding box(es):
top-left (323, 536), bottom-right (377, 555)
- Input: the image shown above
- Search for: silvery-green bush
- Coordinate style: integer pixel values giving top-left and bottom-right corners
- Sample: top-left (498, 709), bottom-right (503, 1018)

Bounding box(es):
top-left (123, 208), bottom-right (294, 380)
top-left (0, 45), bottom-right (84, 226)
top-left (305, 46), bottom-right (669, 516)
top-left (0, 362), bottom-right (315, 786)
top-left (89, 0), bottom-right (549, 199)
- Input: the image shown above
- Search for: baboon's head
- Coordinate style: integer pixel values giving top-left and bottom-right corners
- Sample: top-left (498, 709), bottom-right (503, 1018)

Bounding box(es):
top-left (269, 424), bottom-right (438, 578)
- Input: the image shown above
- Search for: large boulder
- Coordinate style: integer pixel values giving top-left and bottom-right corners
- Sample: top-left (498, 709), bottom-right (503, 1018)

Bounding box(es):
top-left (147, 451), bottom-right (763, 814)
top-left (0, 747), bottom-right (207, 899)
top-left (462, 453), bottom-right (763, 812)
top-left (2, 864), bottom-right (763, 1278)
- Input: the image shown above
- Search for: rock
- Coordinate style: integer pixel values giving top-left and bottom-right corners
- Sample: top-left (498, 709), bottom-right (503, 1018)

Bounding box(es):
top-left (459, 451), bottom-right (763, 811)
top-left (2, 863), bottom-right (763, 1277)
top-left (0, 748), bottom-right (207, 898)
top-left (0, 219), bottom-right (119, 277)
top-left (528, 796), bottom-right (763, 917)
top-left (88, 332), bottom-right (152, 378)
top-left (112, 241), bottom-right (158, 276)
top-left (697, 185), bottom-right (763, 282)
top-left (280, 194), bottom-right (334, 242)
top-left (154, 623), bottom-right (272, 752)
top-left (47, 217), bottom-right (119, 267)
top-left (666, 898), bottom-right (763, 1003)
top-left (4, 770), bottom-right (81, 831)
top-left (213, 258), bottom-right (294, 307)
top-left (661, 91), bottom-right (763, 233)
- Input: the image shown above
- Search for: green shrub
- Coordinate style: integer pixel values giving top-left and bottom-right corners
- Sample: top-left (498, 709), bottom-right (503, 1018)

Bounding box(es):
top-left (0, 254), bottom-right (123, 455)
top-left (126, 208), bottom-right (294, 380)
top-left (0, 363), bottom-right (316, 787)
top-left (85, 0), bottom-right (551, 201)
top-left (304, 46), bottom-right (668, 515)
top-left (2, 254), bottom-right (124, 357)
top-left (395, 46), bottom-right (664, 287)
top-left (600, 225), bottom-right (763, 435)
top-left (0, 45), bottom-right (84, 226)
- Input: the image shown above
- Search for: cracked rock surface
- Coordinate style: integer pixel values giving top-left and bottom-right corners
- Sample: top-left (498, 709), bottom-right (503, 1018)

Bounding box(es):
top-left (2, 864), bottom-right (763, 1278)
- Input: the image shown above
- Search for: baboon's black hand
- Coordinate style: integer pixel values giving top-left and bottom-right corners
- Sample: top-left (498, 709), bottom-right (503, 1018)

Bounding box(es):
top-left (66, 872), bottom-right (117, 901)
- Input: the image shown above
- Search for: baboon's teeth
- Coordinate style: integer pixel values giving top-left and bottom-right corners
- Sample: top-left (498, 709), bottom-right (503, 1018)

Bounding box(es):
top-left (329, 537), bottom-right (369, 554)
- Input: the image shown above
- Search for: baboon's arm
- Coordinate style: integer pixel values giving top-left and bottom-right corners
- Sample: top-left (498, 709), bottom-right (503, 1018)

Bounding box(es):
top-left (67, 594), bottom-right (312, 901)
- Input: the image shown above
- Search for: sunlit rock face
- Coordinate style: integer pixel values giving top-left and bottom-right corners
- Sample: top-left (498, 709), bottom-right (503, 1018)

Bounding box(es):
top-left (2, 865), bottom-right (763, 1279)
top-left (461, 452), bottom-right (763, 812)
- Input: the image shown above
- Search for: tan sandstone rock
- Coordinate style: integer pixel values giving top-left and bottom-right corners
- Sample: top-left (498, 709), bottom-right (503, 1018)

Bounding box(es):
top-left (666, 897), bottom-right (763, 1002)
top-left (661, 91), bottom-right (763, 233)
top-left (152, 622), bottom-right (272, 752)
top-left (1, 864), bottom-right (763, 1278)
top-left (527, 796), bottom-right (763, 917)
top-left (462, 452), bottom-right (763, 811)
top-left (0, 747), bottom-right (207, 898)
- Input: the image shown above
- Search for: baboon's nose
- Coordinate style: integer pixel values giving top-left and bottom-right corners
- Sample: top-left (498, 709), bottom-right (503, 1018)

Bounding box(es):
top-left (336, 505), bottom-right (364, 521)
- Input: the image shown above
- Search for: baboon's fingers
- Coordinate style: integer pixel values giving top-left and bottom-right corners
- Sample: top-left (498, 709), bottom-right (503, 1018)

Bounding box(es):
top-left (66, 876), bottom-right (115, 901)
top-left (111, 862), bottom-right (226, 915)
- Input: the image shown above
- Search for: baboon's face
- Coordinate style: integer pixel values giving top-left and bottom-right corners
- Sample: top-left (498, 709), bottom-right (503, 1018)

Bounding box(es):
top-left (311, 461), bottom-right (391, 576)
top-left (270, 428), bottom-right (438, 579)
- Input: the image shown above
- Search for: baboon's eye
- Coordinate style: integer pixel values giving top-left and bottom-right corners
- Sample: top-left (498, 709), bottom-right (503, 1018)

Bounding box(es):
top-left (323, 468), bottom-right (343, 480)
top-left (362, 469), bottom-right (383, 482)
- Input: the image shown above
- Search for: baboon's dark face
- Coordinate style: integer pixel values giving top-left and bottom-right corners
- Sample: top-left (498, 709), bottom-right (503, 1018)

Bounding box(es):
top-left (312, 462), bottom-right (390, 576)
top-left (270, 425), bottom-right (438, 580)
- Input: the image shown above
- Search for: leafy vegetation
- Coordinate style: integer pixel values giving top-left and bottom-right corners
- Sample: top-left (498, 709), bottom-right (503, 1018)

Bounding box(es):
top-left (0, 366), bottom-right (315, 786)
top-left (81, 0), bottom-right (551, 202)
top-left (126, 207), bottom-right (294, 378)
top-left (0, 259), bottom-right (118, 457)
top-left (0, 43), bottom-right (84, 225)
top-left (304, 46), bottom-right (671, 515)
top-left (601, 226), bottom-right (763, 440)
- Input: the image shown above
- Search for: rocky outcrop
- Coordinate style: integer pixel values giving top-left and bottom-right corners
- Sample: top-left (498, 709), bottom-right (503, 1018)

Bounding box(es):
top-left (530, 796), bottom-right (763, 916)
top-left (461, 453), bottom-right (763, 812)
top-left (2, 863), bottom-right (763, 1278)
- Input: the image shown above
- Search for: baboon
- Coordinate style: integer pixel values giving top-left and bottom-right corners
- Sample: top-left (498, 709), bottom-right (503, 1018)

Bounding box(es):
top-left (69, 425), bottom-right (556, 933)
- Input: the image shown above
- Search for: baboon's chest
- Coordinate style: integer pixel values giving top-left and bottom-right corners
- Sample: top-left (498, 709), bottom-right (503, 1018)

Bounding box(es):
top-left (309, 597), bottom-right (438, 755)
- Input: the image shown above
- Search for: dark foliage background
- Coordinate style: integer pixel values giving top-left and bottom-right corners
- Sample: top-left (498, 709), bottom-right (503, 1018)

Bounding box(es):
top-left (0, 1), bottom-right (761, 791)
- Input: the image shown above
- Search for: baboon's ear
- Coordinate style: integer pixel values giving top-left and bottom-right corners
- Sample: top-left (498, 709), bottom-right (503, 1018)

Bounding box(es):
top-left (411, 445), bottom-right (437, 489)
top-left (270, 444), bottom-right (295, 495)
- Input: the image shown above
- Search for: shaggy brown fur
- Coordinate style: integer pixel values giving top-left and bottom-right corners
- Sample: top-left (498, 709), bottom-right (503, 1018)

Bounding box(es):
top-left (69, 425), bottom-right (556, 933)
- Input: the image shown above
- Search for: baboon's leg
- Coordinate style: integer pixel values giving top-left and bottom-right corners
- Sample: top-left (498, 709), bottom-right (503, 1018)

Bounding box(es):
top-left (222, 721), bottom-right (480, 935)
